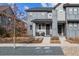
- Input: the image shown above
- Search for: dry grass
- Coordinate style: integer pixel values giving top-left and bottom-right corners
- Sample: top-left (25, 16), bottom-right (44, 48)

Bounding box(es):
top-left (50, 36), bottom-right (60, 44)
top-left (66, 37), bottom-right (79, 44)
top-left (0, 37), bottom-right (43, 43)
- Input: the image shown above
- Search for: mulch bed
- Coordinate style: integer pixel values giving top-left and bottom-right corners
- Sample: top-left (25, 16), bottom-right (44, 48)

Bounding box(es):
top-left (0, 37), bottom-right (43, 43)
top-left (50, 37), bottom-right (60, 44)
top-left (66, 37), bottom-right (79, 44)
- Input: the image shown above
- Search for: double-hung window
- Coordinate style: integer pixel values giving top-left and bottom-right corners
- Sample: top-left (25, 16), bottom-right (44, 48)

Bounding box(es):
top-left (73, 8), bottom-right (77, 14)
top-left (69, 8), bottom-right (73, 14)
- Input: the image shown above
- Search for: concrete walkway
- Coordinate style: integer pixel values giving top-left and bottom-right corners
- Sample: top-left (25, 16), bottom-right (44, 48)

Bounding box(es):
top-left (59, 36), bottom-right (70, 45)
top-left (42, 37), bottom-right (50, 44)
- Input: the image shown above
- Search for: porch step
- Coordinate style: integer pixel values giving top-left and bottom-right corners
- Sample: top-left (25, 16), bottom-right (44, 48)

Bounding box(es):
top-left (42, 37), bottom-right (50, 44)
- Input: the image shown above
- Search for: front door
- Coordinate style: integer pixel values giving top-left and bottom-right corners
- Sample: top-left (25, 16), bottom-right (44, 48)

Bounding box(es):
top-left (46, 24), bottom-right (50, 36)
top-left (58, 23), bottom-right (65, 36)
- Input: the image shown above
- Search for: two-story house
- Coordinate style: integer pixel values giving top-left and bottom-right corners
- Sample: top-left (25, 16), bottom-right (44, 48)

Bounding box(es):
top-left (26, 3), bottom-right (79, 39)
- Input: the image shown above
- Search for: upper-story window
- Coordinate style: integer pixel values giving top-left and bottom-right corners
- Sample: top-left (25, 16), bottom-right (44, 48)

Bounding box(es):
top-left (59, 9), bottom-right (63, 13)
top-left (69, 8), bottom-right (73, 14)
top-left (73, 8), bottom-right (77, 14)
top-left (48, 13), bottom-right (52, 18)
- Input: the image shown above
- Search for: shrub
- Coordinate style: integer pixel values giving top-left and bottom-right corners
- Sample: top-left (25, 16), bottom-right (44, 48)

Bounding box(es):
top-left (0, 27), bottom-right (6, 37)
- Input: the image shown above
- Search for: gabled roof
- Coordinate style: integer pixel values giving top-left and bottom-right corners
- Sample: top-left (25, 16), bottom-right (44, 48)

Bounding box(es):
top-left (25, 7), bottom-right (53, 12)
top-left (53, 3), bottom-right (61, 9)
top-left (0, 6), bottom-right (10, 11)
top-left (0, 6), bottom-right (15, 18)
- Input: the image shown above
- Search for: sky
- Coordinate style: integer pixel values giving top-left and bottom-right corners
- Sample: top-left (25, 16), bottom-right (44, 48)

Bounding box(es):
top-left (16, 3), bottom-right (56, 13)
top-left (0, 3), bottom-right (56, 20)
top-left (15, 3), bottom-right (56, 19)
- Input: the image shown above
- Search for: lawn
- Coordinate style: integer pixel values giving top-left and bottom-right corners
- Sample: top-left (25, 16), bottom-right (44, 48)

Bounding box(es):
top-left (0, 37), bottom-right (43, 43)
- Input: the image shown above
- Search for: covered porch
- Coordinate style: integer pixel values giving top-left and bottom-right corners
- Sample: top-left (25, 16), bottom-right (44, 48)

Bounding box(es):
top-left (32, 19), bottom-right (52, 36)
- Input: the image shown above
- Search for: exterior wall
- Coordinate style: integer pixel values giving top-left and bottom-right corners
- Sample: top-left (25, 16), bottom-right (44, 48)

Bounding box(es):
top-left (66, 22), bottom-right (79, 38)
top-left (26, 4), bottom-right (79, 37)
top-left (26, 11), bottom-right (52, 36)
top-left (52, 10), bottom-right (58, 36)
top-left (65, 7), bottom-right (79, 37)
top-left (0, 15), bottom-right (11, 26)
top-left (55, 4), bottom-right (65, 21)
top-left (66, 7), bottom-right (79, 20)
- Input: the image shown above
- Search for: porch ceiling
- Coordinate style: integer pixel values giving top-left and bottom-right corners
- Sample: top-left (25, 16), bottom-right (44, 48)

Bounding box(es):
top-left (31, 19), bottom-right (52, 23)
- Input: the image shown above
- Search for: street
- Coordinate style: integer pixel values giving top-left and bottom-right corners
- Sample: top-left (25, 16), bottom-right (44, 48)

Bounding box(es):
top-left (0, 46), bottom-right (64, 55)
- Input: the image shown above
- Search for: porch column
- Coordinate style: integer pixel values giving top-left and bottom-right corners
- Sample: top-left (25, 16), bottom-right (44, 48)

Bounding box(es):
top-left (52, 10), bottom-right (58, 37)
top-left (33, 23), bottom-right (36, 36)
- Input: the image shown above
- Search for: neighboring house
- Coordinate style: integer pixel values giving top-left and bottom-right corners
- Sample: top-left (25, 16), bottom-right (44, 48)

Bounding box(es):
top-left (0, 5), bottom-right (27, 37)
top-left (25, 3), bottom-right (79, 38)
top-left (0, 6), bottom-right (14, 31)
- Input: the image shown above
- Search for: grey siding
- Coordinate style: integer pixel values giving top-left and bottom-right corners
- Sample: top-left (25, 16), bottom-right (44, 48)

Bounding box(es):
top-left (27, 12), bottom-right (52, 36)
top-left (52, 10), bottom-right (58, 36)
top-left (66, 7), bottom-right (79, 20)
top-left (55, 4), bottom-right (65, 21)
top-left (66, 23), bottom-right (79, 38)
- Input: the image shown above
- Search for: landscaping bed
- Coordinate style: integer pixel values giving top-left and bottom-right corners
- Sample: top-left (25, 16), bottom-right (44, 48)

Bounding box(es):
top-left (66, 37), bottom-right (79, 44)
top-left (0, 37), bottom-right (43, 43)
top-left (0, 37), bottom-right (13, 43)
top-left (50, 37), bottom-right (60, 44)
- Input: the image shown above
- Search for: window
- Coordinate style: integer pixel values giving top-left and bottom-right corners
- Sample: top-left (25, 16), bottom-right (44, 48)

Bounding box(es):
top-left (59, 9), bottom-right (63, 13)
top-left (42, 23), bottom-right (45, 29)
top-left (74, 23), bottom-right (77, 27)
top-left (30, 25), bottom-right (32, 30)
top-left (69, 8), bottom-right (73, 14)
top-left (39, 24), bottom-right (41, 29)
top-left (48, 13), bottom-right (52, 18)
top-left (74, 8), bottom-right (77, 14)
top-left (69, 23), bottom-right (73, 27)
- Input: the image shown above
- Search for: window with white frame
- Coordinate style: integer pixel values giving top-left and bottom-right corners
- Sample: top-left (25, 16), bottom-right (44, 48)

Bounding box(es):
top-left (69, 8), bottom-right (73, 14)
top-left (48, 13), bottom-right (52, 18)
top-left (59, 9), bottom-right (63, 13)
top-left (73, 8), bottom-right (77, 14)
top-left (42, 23), bottom-right (45, 29)
top-left (74, 23), bottom-right (78, 27)
top-left (69, 23), bottom-right (73, 27)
